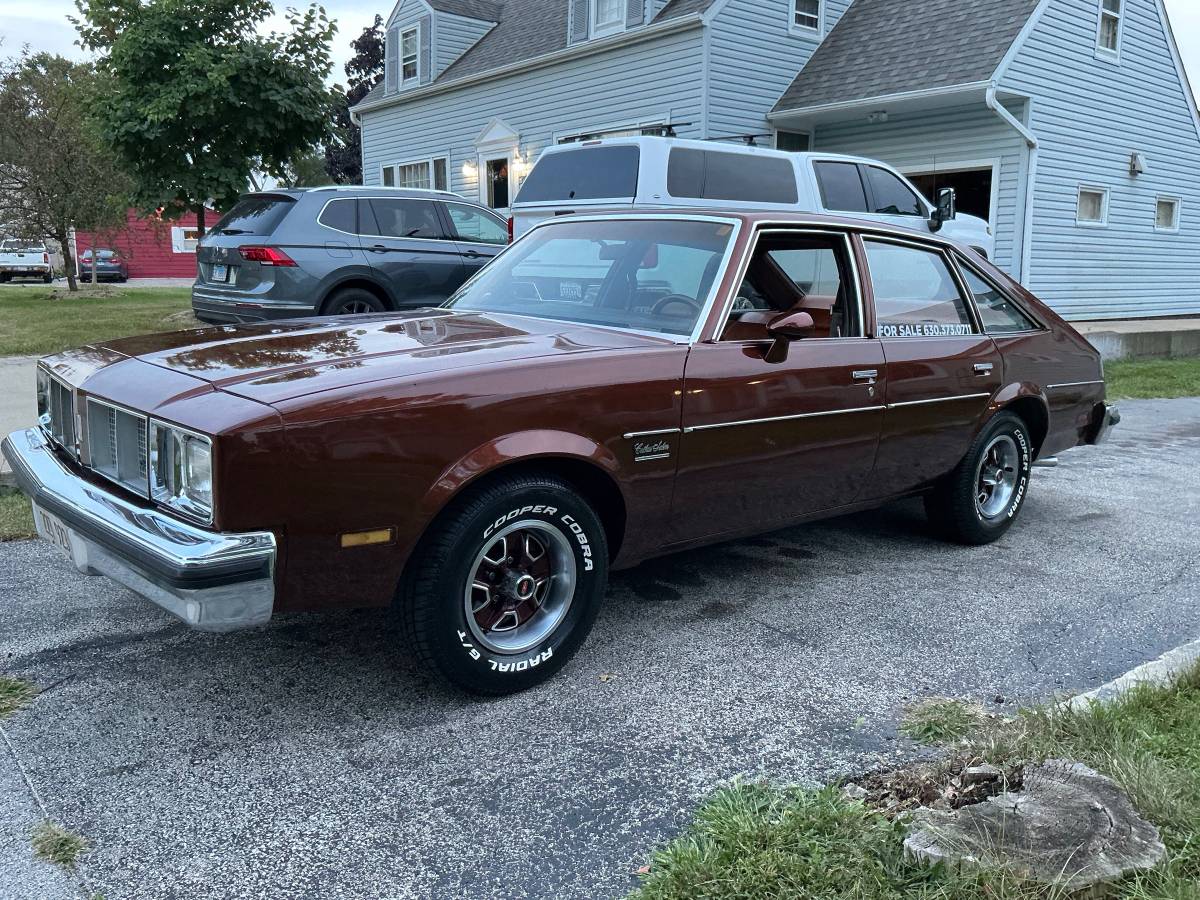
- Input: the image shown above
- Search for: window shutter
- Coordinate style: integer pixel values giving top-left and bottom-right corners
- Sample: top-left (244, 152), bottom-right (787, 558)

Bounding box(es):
top-left (385, 26), bottom-right (399, 92)
top-left (569, 0), bottom-right (589, 43)
top-left (419, 15), bottom-right (432, 84)
top-left (626, 0), bottom-right (644, 28)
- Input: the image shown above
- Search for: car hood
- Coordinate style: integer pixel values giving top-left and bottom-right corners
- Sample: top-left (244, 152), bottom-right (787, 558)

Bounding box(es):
top-left (95, 309), bottom-right (676, 405)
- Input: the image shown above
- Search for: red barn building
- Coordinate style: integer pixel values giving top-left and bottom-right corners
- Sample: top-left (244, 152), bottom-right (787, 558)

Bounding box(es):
top-left (74, 207), bottom-right (218, 279)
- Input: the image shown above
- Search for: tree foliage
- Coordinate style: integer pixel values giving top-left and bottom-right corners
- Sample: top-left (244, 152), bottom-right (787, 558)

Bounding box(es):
top-left (0, 51), bottom-right (130, 290)
top-left (73, 0), bottom-right (339, 233)
top-left (324, 15), bottom-right (385, 185)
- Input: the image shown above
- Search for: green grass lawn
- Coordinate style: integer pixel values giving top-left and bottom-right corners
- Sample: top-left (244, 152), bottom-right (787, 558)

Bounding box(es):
top-left (1105, 357), bottom-right (1200, 400)
top-left (0, 488), bottom-right (35, 541)
top-left (0, 285), bottom-right (196, 357)
top-left (631, 667), bottom-right (1200, 899)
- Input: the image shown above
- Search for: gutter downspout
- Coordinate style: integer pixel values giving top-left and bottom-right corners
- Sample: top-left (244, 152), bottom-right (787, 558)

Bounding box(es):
top-left (986, 84), bottom-right (1038, 285)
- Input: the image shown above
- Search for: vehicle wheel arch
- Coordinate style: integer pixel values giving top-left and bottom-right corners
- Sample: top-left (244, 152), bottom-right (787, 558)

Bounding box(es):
top-left (319, 276), bottom-right (395, 313)
top-left (987, 384), bottom-right (1050, 457)
top-left (411, 432), bottom-right (628, 566)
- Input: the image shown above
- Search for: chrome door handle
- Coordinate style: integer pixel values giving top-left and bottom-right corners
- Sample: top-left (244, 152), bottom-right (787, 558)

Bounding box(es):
top-left (974, 363), bottom-right (995, 375)
top-left (852, 369), bottom-right (879, 384)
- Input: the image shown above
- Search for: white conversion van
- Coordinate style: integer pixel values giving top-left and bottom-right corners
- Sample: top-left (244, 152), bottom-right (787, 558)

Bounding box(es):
top-left (511, 137), bottom-right (994, 258)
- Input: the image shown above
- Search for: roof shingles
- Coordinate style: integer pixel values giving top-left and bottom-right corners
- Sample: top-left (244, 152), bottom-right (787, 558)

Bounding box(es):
top-left (773, 0), bottom-right (1042, 112)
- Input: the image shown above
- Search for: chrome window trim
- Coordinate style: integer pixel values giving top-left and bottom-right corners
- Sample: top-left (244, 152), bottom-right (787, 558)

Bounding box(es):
top-left (950, 252), bottom-right (1046, 333)
top-left (710, 227), bottom-right (866, 343)
top-left (860, 233), bottom-right (983, 338)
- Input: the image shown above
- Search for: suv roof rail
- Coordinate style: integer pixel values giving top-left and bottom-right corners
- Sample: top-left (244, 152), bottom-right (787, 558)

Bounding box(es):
top-left (306, 185), bottom-right (464, 200)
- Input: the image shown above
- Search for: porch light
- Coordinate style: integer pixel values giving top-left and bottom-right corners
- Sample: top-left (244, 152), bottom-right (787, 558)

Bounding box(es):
top-left (462, 160), bottom-right (478, 179)
top-left (1129, 152), bottom-right (1147, 176)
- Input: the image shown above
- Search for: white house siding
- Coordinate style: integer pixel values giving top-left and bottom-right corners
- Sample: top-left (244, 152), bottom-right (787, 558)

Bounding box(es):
top-left (435, 12), bottom-right (494, 77)
top-left (1000, 0), bottom-right (1200, 318)
top-left (705, 0), bottom-right (853, 141)
top-left (360, 27), bottom-right (707, 199)
top-left (812, 103), bottom-right (1029, 275)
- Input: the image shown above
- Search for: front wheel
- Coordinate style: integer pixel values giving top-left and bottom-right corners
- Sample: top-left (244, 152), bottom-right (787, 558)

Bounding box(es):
top-left (924, 411), bottom-right (1033, 545)
top-left (398, 474), bottom-right (609, 695)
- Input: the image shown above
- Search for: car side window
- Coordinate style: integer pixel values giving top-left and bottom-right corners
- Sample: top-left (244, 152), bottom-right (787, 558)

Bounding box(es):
top-left (864, 239), bottom-right (975, 338)
top-left (721, 232), bottom-right (860, 342)
top-left (959, 264), bottom-right (1040, 334)
top-left (317, 199), bottom-right (357, 233)
top-left (363, 199), bottom-right (447, 240)
top-left (814, 162), bottom-right (869, 213)
top-left (863, 167), bottom-right (925, 217)
top-left (445, 203), bottom-right (508, 245)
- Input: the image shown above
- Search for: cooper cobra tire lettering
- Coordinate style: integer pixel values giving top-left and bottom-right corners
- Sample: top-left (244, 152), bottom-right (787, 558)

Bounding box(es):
top-left (1007, 429), bottom-right (1031, 520)
top-left (485, 505), bottom-right (557, 539)
top-left (560, 514), bottom-right (594, 572)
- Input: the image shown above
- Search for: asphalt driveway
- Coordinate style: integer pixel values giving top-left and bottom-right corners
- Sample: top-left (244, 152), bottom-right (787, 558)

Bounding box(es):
top-left (2, 398), bottom-right (1199, 900)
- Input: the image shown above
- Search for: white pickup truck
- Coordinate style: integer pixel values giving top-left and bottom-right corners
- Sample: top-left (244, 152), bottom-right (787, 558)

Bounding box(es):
top-left (0, 240), bottom-right (53, 283)
top-left (511, 137), bottom-right (994, 258)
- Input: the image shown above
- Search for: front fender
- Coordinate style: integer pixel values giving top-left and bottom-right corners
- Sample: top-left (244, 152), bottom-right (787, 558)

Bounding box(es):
top-left (417, 428), bottom-right (624, 527)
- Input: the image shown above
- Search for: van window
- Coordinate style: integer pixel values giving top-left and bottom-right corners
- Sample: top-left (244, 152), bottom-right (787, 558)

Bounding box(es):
top-left (666, 148), bottom-right (799, 204)
top-left (212, 195), bottom-right (296, 235)
top-left (864, 167), bottom-right (925, 217)
top-left (814, 162), bottom-right (869, 213)
top-left (515, 146), bottom-right (640, 203)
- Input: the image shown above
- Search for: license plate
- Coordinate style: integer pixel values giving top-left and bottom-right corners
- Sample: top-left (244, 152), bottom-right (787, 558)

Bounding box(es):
top-left (211, 264), bottom-right (229, 283)
top-left (33, 505), bottom-right (74, 557)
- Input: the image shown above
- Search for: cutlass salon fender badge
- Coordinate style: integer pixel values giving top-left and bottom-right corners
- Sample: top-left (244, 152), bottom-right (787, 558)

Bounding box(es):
top-left (633, 440), bottom-right (671, 462)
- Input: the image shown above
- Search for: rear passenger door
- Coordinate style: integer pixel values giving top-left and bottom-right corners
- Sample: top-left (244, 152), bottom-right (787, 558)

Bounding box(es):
top-left (441, 202), bottom-right (509, 279)
top-left (857, 235), bottom-right (1002, 499)
top-left (362, 197), bottom-right (466, 307)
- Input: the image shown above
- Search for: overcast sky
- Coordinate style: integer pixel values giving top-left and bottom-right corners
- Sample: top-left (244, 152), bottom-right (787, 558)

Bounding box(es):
top-left (1, 0), bottom-right (1199, 98)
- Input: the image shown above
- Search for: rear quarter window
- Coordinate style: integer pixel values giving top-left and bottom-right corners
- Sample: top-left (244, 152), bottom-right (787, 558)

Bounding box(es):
top-left (515, 146), bottom-right (640, 203)
top-left (212, 195), bottom-right (297, 236)
top-left (667, 149), bottom-right (799, 204)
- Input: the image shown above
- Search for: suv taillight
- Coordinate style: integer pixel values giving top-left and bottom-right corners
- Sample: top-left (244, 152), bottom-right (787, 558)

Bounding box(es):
top-left (43, 252), bottom-right (49, 264)
top-left (507, 217), bottom-right (514, 243)
top-left (239, 246), bottom-right (297, 267)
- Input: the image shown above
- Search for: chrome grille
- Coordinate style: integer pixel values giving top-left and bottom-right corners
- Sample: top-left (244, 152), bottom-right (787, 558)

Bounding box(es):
top-left (86, 398), bottom-right (149, 497)
top-left (41, 372), bottom-right (78, 457)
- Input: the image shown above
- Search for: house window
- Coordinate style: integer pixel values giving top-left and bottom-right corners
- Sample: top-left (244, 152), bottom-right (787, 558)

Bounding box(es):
top-left (401, 26), bottom-right (419, 84)
top-left (1077, 186), bottom-right (1109, 226)
top-left (1155, 196), bottom-right (1181, 233)
top-left (792, 0), bottom-right (822, 33)
top-left (1096, 0), bottom-right (1122, 56)
top-left (775, 131), bottom-right (810, 152)
top-left (382, 157), bottom-right (449, 191)
top-left (592, 0), bottom-right (624, 36)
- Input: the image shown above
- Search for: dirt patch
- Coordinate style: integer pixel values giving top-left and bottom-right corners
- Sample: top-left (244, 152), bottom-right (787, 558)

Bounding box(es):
top-left (845, 754), bottom-right (1024, 818)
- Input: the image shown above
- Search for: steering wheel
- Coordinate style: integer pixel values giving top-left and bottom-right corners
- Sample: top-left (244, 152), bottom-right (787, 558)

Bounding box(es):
top-left (651, 294), bottom-right (703, 318)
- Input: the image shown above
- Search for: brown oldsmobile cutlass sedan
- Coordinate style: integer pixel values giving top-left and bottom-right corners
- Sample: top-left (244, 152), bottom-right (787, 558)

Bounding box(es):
top-left (3, 211), bottom-right (1119, 694)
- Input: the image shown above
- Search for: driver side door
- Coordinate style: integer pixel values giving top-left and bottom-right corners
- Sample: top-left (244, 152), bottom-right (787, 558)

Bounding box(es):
top-left (671, 228), bottom-right (886, 544)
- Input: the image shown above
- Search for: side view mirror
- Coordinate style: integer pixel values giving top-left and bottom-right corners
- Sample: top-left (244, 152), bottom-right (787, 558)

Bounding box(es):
top-left (930, 187), bottom-right (957, 232)
top-left (764, 310), bottom-right (815, 363)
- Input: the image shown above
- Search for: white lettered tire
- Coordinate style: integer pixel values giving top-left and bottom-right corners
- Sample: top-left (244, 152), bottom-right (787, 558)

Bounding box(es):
top-left (398, 474), bottom-right (609, 694)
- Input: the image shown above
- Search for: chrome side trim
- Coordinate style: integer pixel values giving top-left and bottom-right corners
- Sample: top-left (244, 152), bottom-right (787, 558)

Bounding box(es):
top-left (1047, 380), bottom-right (1105, 390)
top-left (683, 405), bottom-right (882, 434)
top-left (634, 453), bottom-right (672, 462)
top-left (885, 393), bottom-right (991, 409)
top-left (622, 427), bottom-right (682, 440)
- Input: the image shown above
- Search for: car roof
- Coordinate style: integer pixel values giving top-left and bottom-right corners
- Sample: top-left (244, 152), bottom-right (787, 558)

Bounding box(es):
top-left (538, 135), bottom-right (882, 167)
top-left (526, 207), bottom-right (967, 251)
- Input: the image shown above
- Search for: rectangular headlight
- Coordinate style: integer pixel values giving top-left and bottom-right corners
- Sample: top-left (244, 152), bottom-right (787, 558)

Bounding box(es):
top-left (149, 420), bottom-right (214, 525)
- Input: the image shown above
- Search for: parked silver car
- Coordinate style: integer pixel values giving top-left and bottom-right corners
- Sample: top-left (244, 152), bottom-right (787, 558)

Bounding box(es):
top-left (192, 187), bottom-right (510, 323)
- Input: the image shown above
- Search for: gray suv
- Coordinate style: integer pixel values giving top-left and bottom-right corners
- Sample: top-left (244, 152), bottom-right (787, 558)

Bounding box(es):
top-left (192, 187), bottom-right (509, 323)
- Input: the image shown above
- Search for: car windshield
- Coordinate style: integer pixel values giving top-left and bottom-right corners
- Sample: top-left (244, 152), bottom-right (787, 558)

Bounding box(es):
top-left (445, 218), bottom-right (733, 337)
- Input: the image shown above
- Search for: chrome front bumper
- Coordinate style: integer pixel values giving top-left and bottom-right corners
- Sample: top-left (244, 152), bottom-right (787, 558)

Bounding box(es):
top-left (2, 428), bottom-right (276, 632)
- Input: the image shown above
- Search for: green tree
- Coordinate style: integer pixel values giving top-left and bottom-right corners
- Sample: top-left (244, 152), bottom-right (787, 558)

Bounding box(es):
top-left (324, 15), bottom-right (385, 184)
top-left (0, 52), bottom-right (130, 291)
top-left (73, 0), bottom-right (338, 234)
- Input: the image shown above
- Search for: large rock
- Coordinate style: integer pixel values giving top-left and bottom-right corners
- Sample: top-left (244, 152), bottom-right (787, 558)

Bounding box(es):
top-left (904, 760), bottom-right (1165, 892)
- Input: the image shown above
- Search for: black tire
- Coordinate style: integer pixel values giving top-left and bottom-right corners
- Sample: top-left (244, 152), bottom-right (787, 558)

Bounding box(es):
top-left (0, 274), bottom-right (9, 283)
top-left (924, 411), bottom-right (1033, 546)
top-left (398, 474), bottom-right (609, 695)
top-left (43, 274), bottom-right (52, 283)
top-left (321, 287), bottom-right (387, 316)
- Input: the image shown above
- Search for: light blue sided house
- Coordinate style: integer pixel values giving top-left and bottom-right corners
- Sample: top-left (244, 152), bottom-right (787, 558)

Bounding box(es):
top-left (353, 0), bottom-right (1200, 320)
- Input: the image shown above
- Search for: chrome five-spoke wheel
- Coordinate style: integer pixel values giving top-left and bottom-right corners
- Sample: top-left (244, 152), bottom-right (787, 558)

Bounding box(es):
top-left (463, 521), bottom-right (577, 654)
top-left (974, 434), bottom-right (1019, 520)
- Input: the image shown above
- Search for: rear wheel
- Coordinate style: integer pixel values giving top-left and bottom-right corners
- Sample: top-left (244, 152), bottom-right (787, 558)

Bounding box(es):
top-left (398, 474), bottom-right (609, 695)
top-left (322, 287), bottom-right (387, 316)
top-left (43, 274), bottom-right (52, 283)
top-left (924, 411), bottom-right (1033, 545)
